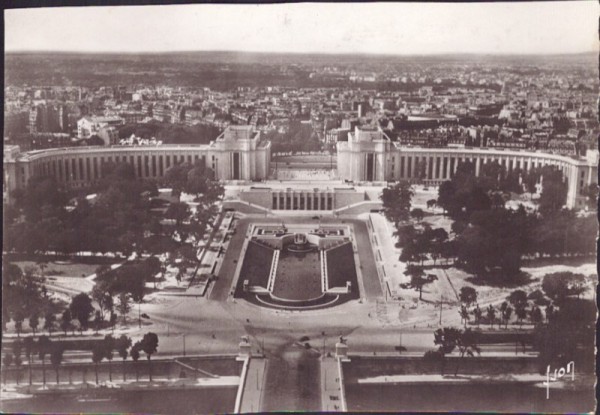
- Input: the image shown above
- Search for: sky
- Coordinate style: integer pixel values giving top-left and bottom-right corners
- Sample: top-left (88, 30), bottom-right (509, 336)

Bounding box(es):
top-left (4, 2), bottom-right (599, 55)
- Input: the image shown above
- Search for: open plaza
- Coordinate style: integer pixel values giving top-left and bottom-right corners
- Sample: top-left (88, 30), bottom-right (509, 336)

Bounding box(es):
top-left (2, 161), bottom-right (597, 412)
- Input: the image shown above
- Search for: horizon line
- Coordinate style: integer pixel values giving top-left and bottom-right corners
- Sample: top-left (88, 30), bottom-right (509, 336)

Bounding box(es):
top-left (5, 49), bottom-right (598, 57)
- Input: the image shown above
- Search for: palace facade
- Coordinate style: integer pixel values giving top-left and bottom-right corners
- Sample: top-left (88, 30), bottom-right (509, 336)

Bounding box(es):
top-left (4, 125), bottom-right (270, 201)
top-left (3, 125), bottom-right (598, 209)
top-left (337, 127), bottom-right (598, 209)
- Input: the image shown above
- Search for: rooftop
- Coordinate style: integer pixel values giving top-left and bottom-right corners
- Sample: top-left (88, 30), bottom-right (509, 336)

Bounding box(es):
top-left (217, 125), bottom-right (260, 141)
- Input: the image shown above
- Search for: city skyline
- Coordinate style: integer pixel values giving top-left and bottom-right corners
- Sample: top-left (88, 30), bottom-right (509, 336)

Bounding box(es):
top-left (5, 2), bottom-right (599, 55)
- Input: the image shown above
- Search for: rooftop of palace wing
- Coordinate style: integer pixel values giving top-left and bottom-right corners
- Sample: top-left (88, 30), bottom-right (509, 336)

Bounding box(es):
top-left (216, 125), bottom-right (260, 142)
top-left (349, 126), bottom-right (393, 143)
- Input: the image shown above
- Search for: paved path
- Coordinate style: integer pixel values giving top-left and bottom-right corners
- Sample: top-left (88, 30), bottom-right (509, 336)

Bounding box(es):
top-left (261, 343), bottom-right (321, 412)
top-left (345, 218), bottom-right (382, 300)
top-left (368, 213), bottom-right (407, 298)
top-left (321, 357), bottom-right (344, 412)
top-left (211, 218), bottom-right (252, 301)
top-left (239, 357), bottom-right (267, 413)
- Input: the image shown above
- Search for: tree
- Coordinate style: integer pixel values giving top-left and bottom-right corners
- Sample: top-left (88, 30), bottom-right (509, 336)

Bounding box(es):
top-left (459, 305), bottom-right (470, 328)
top-left (580, 183), bottom-right (598, 209)
top-left (432, 327), bottom-right (461, 375)
top-left (501, 303), bottom-right (513, 329)
top-left (120, 264), bottom-right (147, 303)
top-left (489, 192), bottom-right (505, 210)
top-left (459, 287), bottom-right (477, 306)
top-left (93, 310), bottom-right (103, 334)
top-left (486, 305), bottom-right (496, 328)
top-left (37, 335), bottom-right (52, 387)
top-left (542, 272), bottom-right (588, 304)
top-left (12, 340), bottom-right (23, 385)
top-left (515, 305), bottom-right (528, 328)
top-left (44, 311), bottom-right (56, 335)
top-left (381, 181), bottom-right (414, 226)
top-left (401, 265), bottom-right (436, 300)
top-left (538, 167), bottom-right (568, 213)
top-left (3, 354), bottom-right (14, 384)
top-left (50, 345), bottom-right (64, 384)
top-left (507, 290), bottom-right (528, 310)
top-left (140, 332), bottom-right (159, 381)
top-left (455, 208), bottom-right (530, 279)
top-left (165, 202), bottom-right (190, 227)
top-left (14, 311), bottom-right (24, 337)
top-left (29, 312), bottom-right (40, 336)
top-left (163, 163), bottom-right (191, 198)
top-left (23, 336), bottom-right (34, 385)
top-left (472, 305), bottom-right (483, 328)
top-left (69, 293), bottom-right (94, 333)
top-left (545, 303), bottom-right (555, 323)
top-left (117, 293), bottom-right (131, 324)
top-left (2, 353), bottom-right (14, 385)
top-left (437, 181), bottom-right (456, 215)
top-left (92, 283), bottom-right (114, 320)
top-left (116, 335), bottom-right (132, 381)
top-left (530, 306), bottom-right (543, 327)
top-left (13, 176), bottom-right (67, 222)
top-left (103, 335), bottom-right (115, 382)
top-left (410, 208), bottom-right (425, 222)
top-left (522, 168), bottom-right (541, 195)
top-left (527, 290), bottom-right (550, 306)
top-left (61, 309), bottom-right (72, 336)
top-left (534, 299), bottom-right (595, 372)
top-left (110, 312), bottom-right (118, 332)
top-left (145, 256), bottom-right (163, 289)
top-left (37, 261), bottom-right (48, 280)
top-left (91, 344), bottom-right (104, 385)
top-left (454, 328), bottom-right (481, 376)
top-left (130, 342), bottom-right (141, 381)
top-left (95, 264), bottom-right (112, 280)
top-left (451, 220), bottom-right (468, 236)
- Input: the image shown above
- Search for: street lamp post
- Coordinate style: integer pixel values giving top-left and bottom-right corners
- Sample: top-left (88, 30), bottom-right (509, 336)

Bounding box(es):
top-left (183, 334), bottom-right (186, 357)
top-left (138, 301), bottom-right (141, 329)
top-left (438, 295), bottom-right (444, 326)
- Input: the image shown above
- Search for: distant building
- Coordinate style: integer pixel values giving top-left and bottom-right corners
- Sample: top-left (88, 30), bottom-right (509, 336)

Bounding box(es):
top-left (325, 128), bottom-right (350, 144)
top-left (119, 111), bottom-right (146, 124)
top-left (4, 111), bottom-right (29, 138)
top-left (97, 126), bottom-right (120, 146)
top-left (29, 104), bottom-right (68, 133)
top-left (29, 133), bottom-right (73, 149)
top-left (77, 116), bottom-right (124, 139)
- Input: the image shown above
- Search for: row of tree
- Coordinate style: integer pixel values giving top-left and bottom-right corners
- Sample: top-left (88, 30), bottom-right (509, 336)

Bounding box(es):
top-left (385, 186), bottom-right (594, 284)
top-left (424, 283), bottom-right (594, 376)
top-left (5, 159), bottom-right (224, 258)
top-left (4, 158), bottom-right (224, 334)
top-left (437, 161), bottom-right (569, 219)
top-left (2, 332), bottom-right (158, 386)
top-left (2, 263), bottom-right (55, 333)
top-left (3, 259), bottom-right (155, 337)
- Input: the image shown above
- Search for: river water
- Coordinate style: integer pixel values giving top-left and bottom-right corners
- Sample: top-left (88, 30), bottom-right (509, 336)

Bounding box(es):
top-left (346, 382), bottom-right (595, 413)
top-left (0, 387), bottom-right (238, 415)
